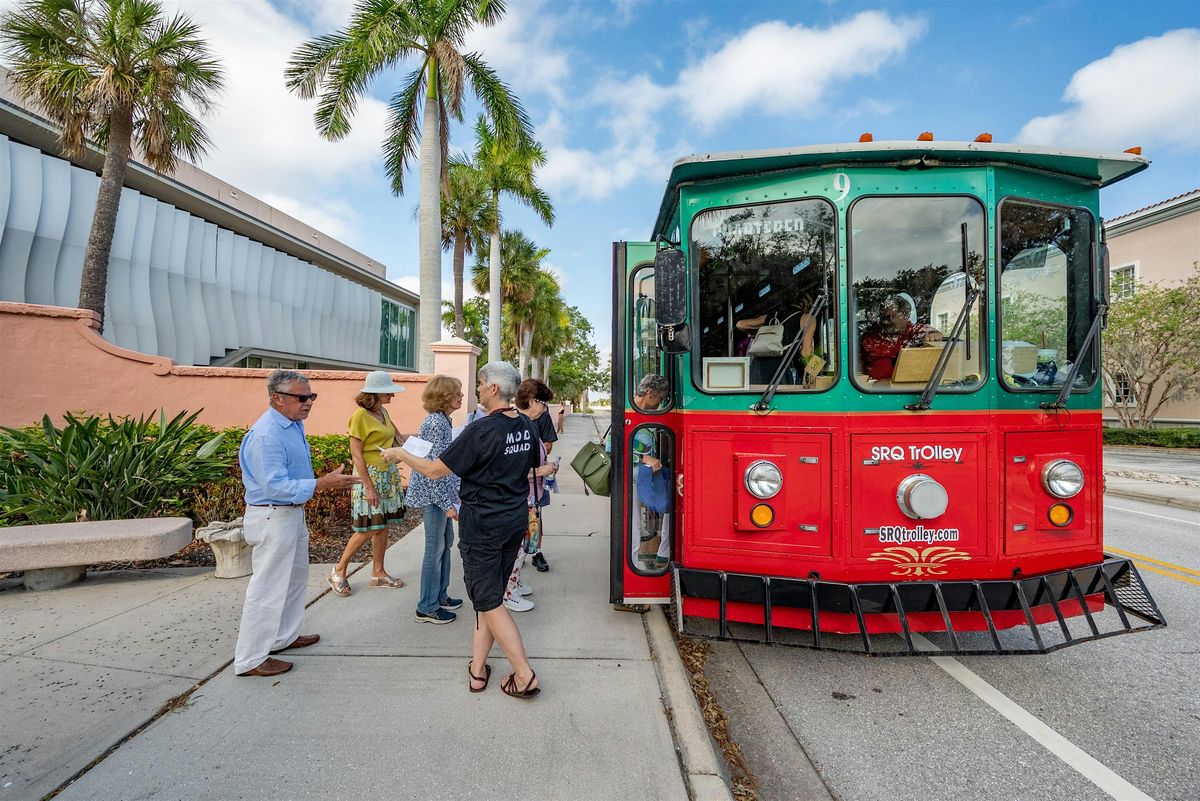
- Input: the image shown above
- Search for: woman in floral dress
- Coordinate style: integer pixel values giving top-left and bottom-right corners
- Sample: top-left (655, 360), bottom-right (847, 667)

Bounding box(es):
top-left (327, 371), bottom-right (408, 596)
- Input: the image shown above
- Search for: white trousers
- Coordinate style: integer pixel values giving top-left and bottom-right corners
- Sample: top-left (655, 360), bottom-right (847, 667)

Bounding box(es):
top-left (233, 505), bottom-right (309, 674)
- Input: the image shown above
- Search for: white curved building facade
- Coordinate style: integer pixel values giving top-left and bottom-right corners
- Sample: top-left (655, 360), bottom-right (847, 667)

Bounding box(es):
top-left (0, 74), bottom-right (418, 371)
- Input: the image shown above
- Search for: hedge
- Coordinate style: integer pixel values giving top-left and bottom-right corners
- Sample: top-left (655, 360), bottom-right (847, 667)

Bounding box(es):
top-left (1103, 427), bottom-right (1200, 448)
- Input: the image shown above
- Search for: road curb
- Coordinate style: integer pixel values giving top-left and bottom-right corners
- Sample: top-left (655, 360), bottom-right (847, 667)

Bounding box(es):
top-left (1105, 488), bottom-right (1200, 513)
top-left (644, 607), bottom-right (735, 801)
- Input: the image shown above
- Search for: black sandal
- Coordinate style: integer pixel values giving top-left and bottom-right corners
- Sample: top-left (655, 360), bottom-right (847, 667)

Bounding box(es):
top-left (501, 670), bottom-right (540, 699)
top-left (468, 662), bottom-right (491, 693)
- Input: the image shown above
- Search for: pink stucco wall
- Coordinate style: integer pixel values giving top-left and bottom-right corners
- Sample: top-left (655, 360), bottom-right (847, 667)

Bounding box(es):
top-left (0, 302), bottom-right (432, 435)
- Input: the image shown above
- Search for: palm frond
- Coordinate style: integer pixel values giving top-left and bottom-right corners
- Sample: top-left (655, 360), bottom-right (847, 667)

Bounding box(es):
top-left (461, 51), bottom-right (531, 147)
top-left (382, 63), bottom-right (427, 195)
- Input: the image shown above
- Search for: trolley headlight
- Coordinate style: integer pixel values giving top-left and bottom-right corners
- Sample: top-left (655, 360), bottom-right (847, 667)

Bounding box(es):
top-left (744, 460), bottom-right (782, 499)
top-left (1042, 459), bottom-right (1084, 499)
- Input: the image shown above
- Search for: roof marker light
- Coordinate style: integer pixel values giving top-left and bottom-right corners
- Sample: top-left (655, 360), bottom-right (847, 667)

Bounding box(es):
top-left (859, 132), bottom-right (874, 142)
top-left (1124, 146), bottom-right (1142, 155)
top-left (918, 131), bottom-right (934, 141)
top-left (974, 133), bottom-right (993, 142)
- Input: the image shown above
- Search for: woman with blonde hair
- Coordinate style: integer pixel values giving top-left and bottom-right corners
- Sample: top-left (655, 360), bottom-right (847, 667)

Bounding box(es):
top-left (406, 375), bottom-right (465, 624)
top-left (327, 371), bottom-right (408, 596)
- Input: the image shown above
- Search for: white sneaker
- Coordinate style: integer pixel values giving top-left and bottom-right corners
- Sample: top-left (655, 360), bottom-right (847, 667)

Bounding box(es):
top-left (504, 595), bottom-right (535, 612)
top-left (516, 581), bottom-right (533, 596)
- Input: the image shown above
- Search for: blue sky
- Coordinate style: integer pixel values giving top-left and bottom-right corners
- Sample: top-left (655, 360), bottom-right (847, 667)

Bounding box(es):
top-left (77, 0), bottom-right (1200, 360)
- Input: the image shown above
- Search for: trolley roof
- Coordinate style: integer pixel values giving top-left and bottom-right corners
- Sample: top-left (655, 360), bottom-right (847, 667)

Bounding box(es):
top-left (652, 140), bottom-right (1149, 238)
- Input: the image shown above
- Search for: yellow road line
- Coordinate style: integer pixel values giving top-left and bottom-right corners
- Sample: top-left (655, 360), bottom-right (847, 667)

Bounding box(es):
top-left (1107, 546), bottom-right (1200, 578)
top-left (1130, 562), bottom-right (1200, 588)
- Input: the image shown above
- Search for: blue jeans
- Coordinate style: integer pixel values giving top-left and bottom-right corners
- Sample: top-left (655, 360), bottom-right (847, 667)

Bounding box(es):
top-left (417, 505), bottom-right (455, 614)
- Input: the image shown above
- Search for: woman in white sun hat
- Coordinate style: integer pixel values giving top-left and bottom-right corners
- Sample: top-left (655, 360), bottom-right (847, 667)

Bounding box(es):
top-left (327, 371), bottom-right (410, 596)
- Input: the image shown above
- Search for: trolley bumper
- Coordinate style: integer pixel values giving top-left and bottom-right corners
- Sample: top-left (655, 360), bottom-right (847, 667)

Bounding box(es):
top-left (671, 555), bottom-right (1166, 656)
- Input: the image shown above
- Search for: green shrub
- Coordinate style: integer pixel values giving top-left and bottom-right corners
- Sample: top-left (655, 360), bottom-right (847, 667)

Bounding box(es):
top-left (1, 413), bottom-right (380, 535)
top-left (184, 429), bottom-right (361, 535)
top-left (1103, 427), bottom-right (1200, 448)
top-left (0, 411), bottom-right (230, 525)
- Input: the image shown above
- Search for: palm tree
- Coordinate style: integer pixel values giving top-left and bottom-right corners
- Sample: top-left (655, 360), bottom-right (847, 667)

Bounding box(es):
top-left (506, 267), bottom-right (560, 378)
top-left (471, 115), bottom-right (554, 360)
top-left (0, 0), bottom-right (223, 332)
top-left (472, 228), bottom-right (544, 368)
top-left (532, 299), bottom-right (572, 381)
top-left (286, 1), bottom-right (532, 373)
top-left (441, 158), bottom-right (495, 338)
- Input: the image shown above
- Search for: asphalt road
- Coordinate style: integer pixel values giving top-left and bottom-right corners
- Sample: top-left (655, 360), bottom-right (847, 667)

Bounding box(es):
top-left (707, 497), bottom-right (1199, 801)
top-left (1104, 447), bottom-right (1200, 481)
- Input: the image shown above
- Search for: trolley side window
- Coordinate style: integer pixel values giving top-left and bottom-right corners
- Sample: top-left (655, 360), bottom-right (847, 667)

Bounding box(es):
top-left (691, 199), bottom-right (837, 393)
top-left (998, 201), bottom-right (1097, 392)
top-left (628, 424), bottom-right (674, 576)
top-left (630, 264), bottom-right (670, 413)
top-left (848, 196), bottom-right (987, 393)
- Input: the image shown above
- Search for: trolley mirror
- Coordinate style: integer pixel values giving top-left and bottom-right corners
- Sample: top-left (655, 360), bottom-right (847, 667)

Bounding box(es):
top-left (654, 247), bottom-right (687, 328)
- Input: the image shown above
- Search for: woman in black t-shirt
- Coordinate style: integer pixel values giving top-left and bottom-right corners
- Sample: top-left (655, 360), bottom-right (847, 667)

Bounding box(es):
top-left (384, 362), bottom-right (558, 700)
top-left (515, 378), bottom-right (557, 575)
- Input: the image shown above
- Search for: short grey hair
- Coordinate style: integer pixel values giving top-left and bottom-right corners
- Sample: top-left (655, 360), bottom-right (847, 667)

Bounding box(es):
top-left (267, 369), bottom-right (308, 396)
top-left (636, 374), bottom-right (669, 397)
top-left (478, 361), bottom-right (520, 400)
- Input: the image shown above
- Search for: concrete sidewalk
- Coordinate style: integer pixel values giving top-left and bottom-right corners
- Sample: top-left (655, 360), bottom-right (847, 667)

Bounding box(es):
top-left (44, 415), bottom-right (696, 801)
top-left (1103, 446), bottom-right (1200, 512)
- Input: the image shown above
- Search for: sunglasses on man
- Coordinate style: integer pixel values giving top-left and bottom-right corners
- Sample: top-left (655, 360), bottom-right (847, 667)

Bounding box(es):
top-left (276, 391), bottom-right (319, 403)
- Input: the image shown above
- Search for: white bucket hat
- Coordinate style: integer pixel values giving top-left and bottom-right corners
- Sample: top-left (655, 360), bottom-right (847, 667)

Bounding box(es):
top-left (361, 370), bottom-right (405, 394)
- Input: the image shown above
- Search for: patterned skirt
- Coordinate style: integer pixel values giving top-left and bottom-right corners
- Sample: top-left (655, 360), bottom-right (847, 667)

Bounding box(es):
top-left (351, 464), bottom-right (406, 533)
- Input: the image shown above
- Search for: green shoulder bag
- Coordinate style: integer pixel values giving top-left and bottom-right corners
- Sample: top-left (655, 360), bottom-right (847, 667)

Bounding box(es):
top-left (570, 439), bottom-right (611, 497)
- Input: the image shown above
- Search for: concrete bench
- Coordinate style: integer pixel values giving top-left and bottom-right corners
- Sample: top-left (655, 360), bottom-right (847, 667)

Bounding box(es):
top-left (0, 518), bottom-right (193, 590)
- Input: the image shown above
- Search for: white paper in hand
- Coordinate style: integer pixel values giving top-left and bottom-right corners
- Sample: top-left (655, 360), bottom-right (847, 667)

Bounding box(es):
top-left (402, 436), bottom-right (433, 458)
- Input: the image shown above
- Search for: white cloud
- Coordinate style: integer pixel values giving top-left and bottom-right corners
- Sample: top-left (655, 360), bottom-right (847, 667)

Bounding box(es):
top-left (1018, 29), bottom-right (1200, 151)
top-left (676, 12), bottom-right (926, 131)
top-left (465, 0), bottom-right (571, 105)
top-left (537, 10), bottom-right (924, 200)
top-left (168, 0), bottom-right (390, 200)
top-left (538, 71), bottom-right (683, 201)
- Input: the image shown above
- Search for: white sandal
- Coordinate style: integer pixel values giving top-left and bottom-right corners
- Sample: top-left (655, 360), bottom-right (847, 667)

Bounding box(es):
top-left (326, 569), bottom-right (351, 596)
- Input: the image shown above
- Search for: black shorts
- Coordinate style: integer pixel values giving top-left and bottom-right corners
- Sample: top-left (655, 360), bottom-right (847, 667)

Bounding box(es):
top-left (459, 526), bottom-right (525, 613)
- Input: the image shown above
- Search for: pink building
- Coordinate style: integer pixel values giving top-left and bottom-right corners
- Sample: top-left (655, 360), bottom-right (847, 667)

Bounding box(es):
top-left (1103, 189), bottom-right (1200, 426)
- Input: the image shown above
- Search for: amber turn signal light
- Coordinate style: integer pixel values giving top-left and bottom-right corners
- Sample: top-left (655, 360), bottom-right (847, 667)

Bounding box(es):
top-left (750, 503), bottom-right (775, 528)
top-left (918, 131), bottom-right (934, 141)
top-left (1048, 503), bottom-right (1073, 527)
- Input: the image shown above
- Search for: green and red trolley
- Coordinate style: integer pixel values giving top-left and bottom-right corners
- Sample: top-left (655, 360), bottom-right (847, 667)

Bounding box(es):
top-left (609, 136), bottom-right (1165, 655)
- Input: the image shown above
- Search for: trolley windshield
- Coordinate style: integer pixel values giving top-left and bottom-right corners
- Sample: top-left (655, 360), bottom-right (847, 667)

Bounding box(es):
top-left (998, 200), bottom-right (1097, 392)
top-left (692, 199), bottom-right (837, 393)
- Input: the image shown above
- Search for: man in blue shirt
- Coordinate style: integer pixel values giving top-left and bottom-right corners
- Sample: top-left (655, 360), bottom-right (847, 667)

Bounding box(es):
top-left (234, 370), bottom-right (360, 677)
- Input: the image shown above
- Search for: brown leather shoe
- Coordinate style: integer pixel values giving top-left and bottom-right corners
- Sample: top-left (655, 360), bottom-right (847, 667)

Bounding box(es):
top-left (270, 634), bottom-right (320, 654)
top-left (237, 657), bottom-right (292, 677)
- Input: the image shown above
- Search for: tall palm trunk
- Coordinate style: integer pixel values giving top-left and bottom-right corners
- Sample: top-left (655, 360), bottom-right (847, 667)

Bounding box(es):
top-left (79, 104), bottom-right (134, 332)
top-left (417, 67), bottom-right (442, 373)
top-left (519, 324), bottom-right (533, 378)
top-left (487, 218), bottom-right (501, 362)
top-left (542, 355), bottom-right (552, 382)
top-left (452, 231), bottom-right (466, 338)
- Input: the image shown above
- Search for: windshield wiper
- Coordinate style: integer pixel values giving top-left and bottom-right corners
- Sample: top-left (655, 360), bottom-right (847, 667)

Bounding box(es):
top-left (1040, 303), bottom-right (1106, 410)
top-left (752, 286), bottom-right (829, 412)
top-left (906, 223), bottom-right (979, 412)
